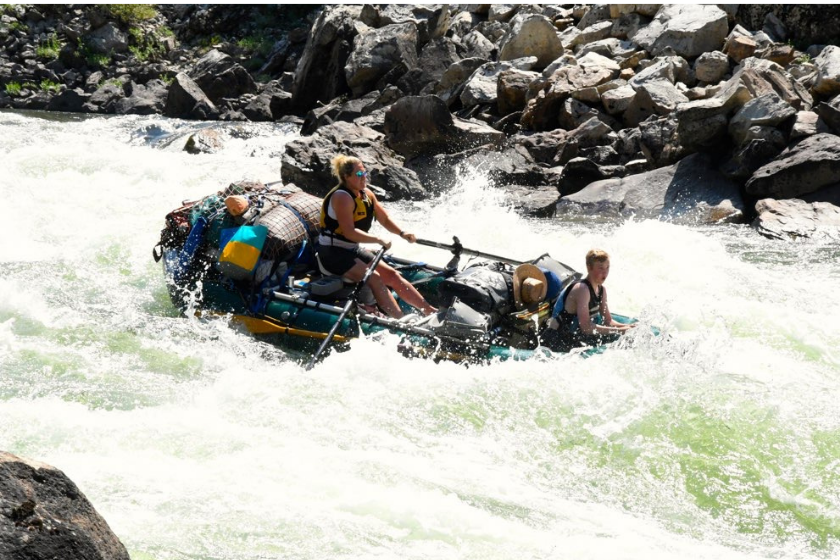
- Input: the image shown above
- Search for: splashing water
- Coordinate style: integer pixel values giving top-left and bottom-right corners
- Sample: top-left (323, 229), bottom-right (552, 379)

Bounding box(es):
top-left (1, 110), bottom-right (838, 560)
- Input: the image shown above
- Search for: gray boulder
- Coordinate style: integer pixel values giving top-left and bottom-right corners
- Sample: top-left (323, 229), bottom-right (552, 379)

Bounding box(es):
top-left (557, 152), bottom-right (745, 224)
top-left (435, 57), bottom-right (487, 107)
top-left (0, 451), bottom-right (130, 560)
top-left (114, 79), bottom-right (168, 115)
top-left (189, 49), bottom-right (257, 104)
top-left (497, 69), bottom-right (540, 115)
top-left (630, 5), bottom-right (729, 57)
top-left (86, 22), bottom-right (128, 54)
top-left (281, 121), bottom-right (425, 201)
top-left (812, 45), bottom-right (840, 98)
top-left (345, 22), bottom-right (419, 97)
top-left (752, 198), bottom-right (840, 240)
top-left (745, 133), bottom-right (840, 199)
top-left (384, 95), bottom-right (503, 159)
top-left (728, 92), bottom-right (797, 145)
top-left (499, 14), bottom-right (564, 70)
top-left (461, 59), bottom-right (537, 108)
top-left (165, 72), bottom-right (219, 120)
top-left (694, 50), bottom-right (729, 84)
top-left (292, 5), bottom-right (361, 111)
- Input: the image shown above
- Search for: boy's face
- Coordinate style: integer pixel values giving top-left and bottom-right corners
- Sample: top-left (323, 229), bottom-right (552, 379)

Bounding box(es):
top-left (587, 259), bottom-right (610, 284)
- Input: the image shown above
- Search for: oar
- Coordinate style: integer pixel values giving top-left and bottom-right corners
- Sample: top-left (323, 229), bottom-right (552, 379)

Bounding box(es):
top-left (415, 236), bottom-right (523, 266)
top-left (304, 245), bottom-right (388, 370)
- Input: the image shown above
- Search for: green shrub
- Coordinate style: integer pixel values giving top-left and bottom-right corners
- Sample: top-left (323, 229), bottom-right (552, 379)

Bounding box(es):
top-left (103, 4), bottom-right (156, 25)
top-left (77, 38), bottom-right (111, 68)
top-left (4, 81), bottom-right (21, 96)
top-left (39, 79), bottom-right (60, 93)
top-left (128, 26), bottom-right (165, 62)
top-left (36, 33), bottom-right (62, 59)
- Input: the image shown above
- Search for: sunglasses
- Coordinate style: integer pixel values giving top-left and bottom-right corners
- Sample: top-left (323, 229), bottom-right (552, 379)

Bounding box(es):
top-left (355, 170), bottom-right (369, 178)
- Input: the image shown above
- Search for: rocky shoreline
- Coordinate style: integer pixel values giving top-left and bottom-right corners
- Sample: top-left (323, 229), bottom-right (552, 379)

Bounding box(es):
top-left (3, 4), bottom-right (840, 241)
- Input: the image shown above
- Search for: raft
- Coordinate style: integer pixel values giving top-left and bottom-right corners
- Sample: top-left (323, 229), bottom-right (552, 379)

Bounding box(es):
top-left (155, 182), bottom-right (641, 364)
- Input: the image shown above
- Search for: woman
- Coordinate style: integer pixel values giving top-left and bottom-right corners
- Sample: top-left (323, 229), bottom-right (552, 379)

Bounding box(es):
top-left (317, 155), bottom-right (437, 319)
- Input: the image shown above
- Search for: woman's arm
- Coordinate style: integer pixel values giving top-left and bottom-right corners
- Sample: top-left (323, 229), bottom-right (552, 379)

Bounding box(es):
top-left (370, 190), bottom-right (417, 243)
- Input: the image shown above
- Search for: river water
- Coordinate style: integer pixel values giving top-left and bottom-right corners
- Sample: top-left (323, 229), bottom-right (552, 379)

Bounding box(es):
top-left (1, 109), bottom-right (838, 560)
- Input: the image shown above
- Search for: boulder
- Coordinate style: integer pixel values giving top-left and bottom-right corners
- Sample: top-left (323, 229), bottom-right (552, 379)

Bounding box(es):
top-left (745, 133), bottom-right (840, 199)
top-left (189, 49), bottom-right (257, 104)
top-left (499, 184), bottom-right (560, 218)
top-left (461, 59), bottom-right (536, 108)
top-left (569, 21), bottom-right (614, 49)
top-left (165, 72), bottom-right (219, 120)
top-left (281, 121), bottom-right (425, 201)
top-left (624, 79), bottom-right (688, 126)
top-left (725, 36), bottom-right (757, 63)
top-left (0, 451), bottom-right (130, 560)
top-left (345, 22), bottom-right (419, 97)
top-left (45, 87), bottom-right (90, 112)
top-left (498, 14), bottom-right (563, 70)
top-left (184, 128), bottom-right (224, 154)
top-left (461, 29), bottom-right (496, 60)
top-left (383, 95), bottom-right (503, 159)
top-left (789, 110), bottom-right (827, 140)
top-left (728, 92), bottom-right (797, 145)
top-left (557, 152), bottom-right (744, 224)
top-left (557, 157), bottom-right (625, 196)
top-left (694, 50), bottom-right (729, 84)
top-left (814, 96), bottom-right (840, 135)
top-left (497, 69), bottom-right (540, 115)
top-left (609, 5), bottom-right (662, 18)
top-left (630, 5), bottom-right (729, 58)
top-left (85, 22), bottom-right (128, 54)
top-left (629, 54), bottom-right (693, 87)
top-left (721, 127), bottom-right (787, 180)
top-left (811, 45), bottom-right (840, 98)
top-left (752, 198), bottom-right (840, 240)
top-left (114, 79), bottom-right (168, 116)
top-left (601, 84), bottom-right (636, 115)
top-left (292, 5), bottom-right (361, 111)
top-left (435, 57), bottom-right (487, 108)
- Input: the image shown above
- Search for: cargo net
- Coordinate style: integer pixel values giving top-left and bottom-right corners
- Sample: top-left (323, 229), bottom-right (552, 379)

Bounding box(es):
top-left (255, 190), bottom-right (322, 262)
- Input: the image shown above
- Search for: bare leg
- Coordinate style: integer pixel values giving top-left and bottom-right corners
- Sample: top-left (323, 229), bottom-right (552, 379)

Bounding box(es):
top-left (343, 261), bottom-right (403, 318)
top-left (376, 262), bottom-right (438, 316)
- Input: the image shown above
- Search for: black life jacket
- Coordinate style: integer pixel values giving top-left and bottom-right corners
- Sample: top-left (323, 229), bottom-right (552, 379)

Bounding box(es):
top-left (559, 279), bottom-right (602, 323)
top-left (319, 185), bottom-right (374, 244)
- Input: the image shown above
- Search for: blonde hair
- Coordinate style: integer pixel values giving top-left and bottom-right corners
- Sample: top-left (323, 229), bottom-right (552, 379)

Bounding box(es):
top-left (331, 155), bottom-right (362, 186)
top-left (585, 249), bottom-right (610, 268)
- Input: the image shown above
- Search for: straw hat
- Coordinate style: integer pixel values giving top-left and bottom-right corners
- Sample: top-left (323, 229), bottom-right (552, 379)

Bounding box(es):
top-left (513, 264), bottom-right (547, 309)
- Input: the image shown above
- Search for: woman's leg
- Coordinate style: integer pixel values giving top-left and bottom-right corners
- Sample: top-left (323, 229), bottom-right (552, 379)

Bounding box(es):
top-left (343, 260), bottom-right (403, 318)
top-left (374, 262), bottom-right (437, 316)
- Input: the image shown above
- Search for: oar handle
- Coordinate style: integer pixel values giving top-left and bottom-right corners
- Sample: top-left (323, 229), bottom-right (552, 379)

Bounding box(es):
top-left (305, 245), bottom-right (388, 370)
top-left (415, 236), bottom-right (523, 266)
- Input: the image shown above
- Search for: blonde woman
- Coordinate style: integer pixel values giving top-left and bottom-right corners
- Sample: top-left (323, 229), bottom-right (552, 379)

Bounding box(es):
top-left (317, 155), bottom-right (436, 318)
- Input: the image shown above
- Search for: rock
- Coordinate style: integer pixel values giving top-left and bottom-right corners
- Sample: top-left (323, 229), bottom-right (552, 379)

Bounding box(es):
top-left (281, 121), bottom-right (425, 201)
top-left (86, 22), bottom-right (128, 54)
top-left (728, 92), bottom-right (797, 145)
top-left (609, 5), bottom-right (662, 18)
top-left (745, 133), bottom-right (840, 199)
top-left (721, 128), bottom-right (787, 180)
top-left (165, 72), bottom-right (219, 120)
top-left (345, 22), bottom-right (419, 97)
top-left (184, 128), bottom-right (223, 154)
top-left (45, 87), bottom-right (90, 112)
top-left (789, 110), bottom-right (826, 140)
top-left (625, 79), bottom-right (689, 126)
top-left (557, 157), bottom-right (625, 196)
top-left (243, 93), bottom-right (274, 122)
top-left (189, 49), bottom-right (257, 104)
top-left (569, 21), bottom-right (613, 49)
top-left (577, 4), bottom-right (613, 29)
top-left (558, 97), bottom-right (601, 130)
top-left (752, 198), bottom-right (840, 240)
top-left (83, 82), bottom-right (125, 114)
top-left (629, 54), bottom-right (693, 87)
top-left (498, 14), bottom-right (563, 70)
top-left (0, 451), bottom-right (130, 560)
top-left (435, 57), bottom-right (487, 107)
top-left (760, 44), bottom-right (795, 67)
top-left (811, 45), bottom-right (840, 98)
top-left (497, 69), bottom-right (540, 115)
top-left (522, 62), bottom-right (619, 131)
top-left (557, 152), bottom-right (744, 224)
top-left (814, 97), bottom-right (840, 135)
top-left (725, 35), bottom-right (757, 63)
top-left (601, 84), bottom-right (636, 115)
top-left (461, 60), bottom-right (536, 108)
top-left (500, 184), bottom-right (560, 217)
top-left (384, 95), bottom-right (503, 159)
top-left (630, 5), bottom-right (729, 58)
top-left (114, 79), bottom-right (168, 115)
top-left (488, 4), bottom-right (518, 23)
top-left (292, 5), bottom-right (361, 111)
top-left (694, 50), bottom-right (729, 84)
top-left (460, 30), bottom-right (495, 60)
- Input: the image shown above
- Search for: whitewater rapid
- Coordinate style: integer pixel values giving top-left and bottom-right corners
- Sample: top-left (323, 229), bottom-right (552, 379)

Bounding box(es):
top-left (1, 109), bottom-right (838, 560)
